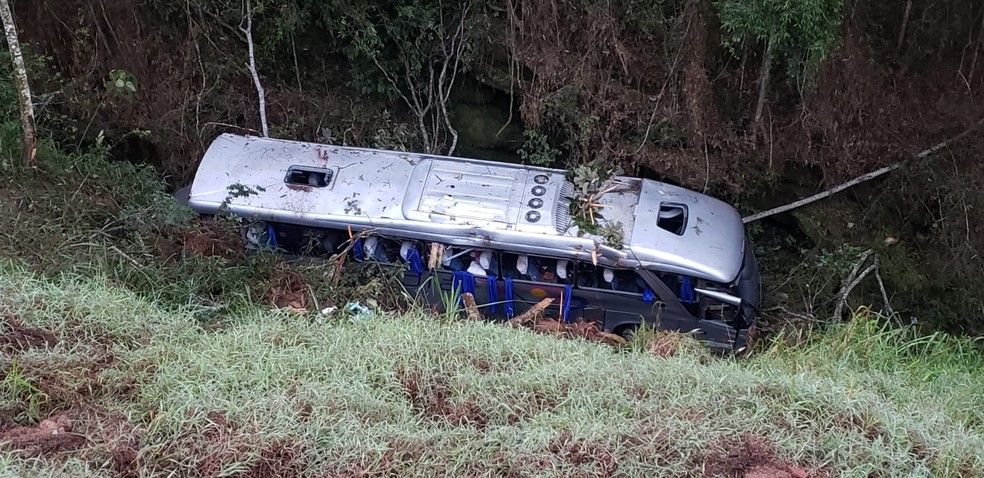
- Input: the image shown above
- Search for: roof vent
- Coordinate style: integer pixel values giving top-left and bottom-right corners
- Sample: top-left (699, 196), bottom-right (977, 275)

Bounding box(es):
top-left (657, 203), bottom-right (687, 235)
top-left (285, 166), bottom-right (332, 188)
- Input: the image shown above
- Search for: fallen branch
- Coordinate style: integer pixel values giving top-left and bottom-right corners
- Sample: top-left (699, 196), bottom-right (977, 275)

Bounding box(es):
top-left (508, 298), bottom-right (554, 327)
top-left (743, 116), bottom-right (984, 223)
top-left (461, 293), bottom-right (482, 321)
top-left (833, 249), bottom-right (875, 321)
top-left (330, 228), bottom-right (374, 288)
top-left (874, 268), bottom-right (894, 317)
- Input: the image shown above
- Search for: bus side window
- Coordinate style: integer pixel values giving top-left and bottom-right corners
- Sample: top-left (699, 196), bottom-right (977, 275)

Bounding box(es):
top-left (500, 253), bottom-right (527, 280)
top-left (363, 236), bottom-right (400, 264)
top-left (441, 247), bottom-right (497, 276)
top-left (575, 262), bottom-right (599, 288)
top-left (502, 254), bottom-right (572, 284)
top-left (610, 269), bottom-right (644, 294)
top-left (576, 263), bottom-right (644, 294)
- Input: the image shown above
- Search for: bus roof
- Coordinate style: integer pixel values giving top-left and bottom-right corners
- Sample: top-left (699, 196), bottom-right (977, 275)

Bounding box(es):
top-left (188, 134), bottom-right (746, 283)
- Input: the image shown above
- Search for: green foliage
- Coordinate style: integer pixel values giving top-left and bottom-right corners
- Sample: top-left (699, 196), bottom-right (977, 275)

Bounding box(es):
top-left (598, 221), bottom-right (625, 250)
top-left (518, 129), bottom-right (560, 167)
top-left (105, 69), bottom-right (138, 95)
top-left (567, 160), bottom-right (624, 244)
top-left (0, 359), bottom-right (48, 423)
top-left (540, 87), bottom-right (598, 157)
top-left (815, 243), bottom-right (867, 278)
top-left (623, 0), bottom-right (685, 36)
top-left (320, 0), bottom-right (487, 96)
top-left (717, 0), bottom-right (844, 82)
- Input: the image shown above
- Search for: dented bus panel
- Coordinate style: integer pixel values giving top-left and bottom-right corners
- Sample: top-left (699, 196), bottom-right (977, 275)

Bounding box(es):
top-left (187, 134), bottom-right (761, 352)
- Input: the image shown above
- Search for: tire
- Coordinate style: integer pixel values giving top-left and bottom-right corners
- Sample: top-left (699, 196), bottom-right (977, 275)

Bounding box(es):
top-left (173, 185), bottom-right (192, 207)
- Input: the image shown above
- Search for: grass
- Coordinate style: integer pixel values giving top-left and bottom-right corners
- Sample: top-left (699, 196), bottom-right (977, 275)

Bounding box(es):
top-left (0, 266), bottom-right (982, 477)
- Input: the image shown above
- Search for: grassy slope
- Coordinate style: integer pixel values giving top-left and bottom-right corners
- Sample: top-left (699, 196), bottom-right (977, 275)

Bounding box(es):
top-left (1, 267), bottom-right (982, 478)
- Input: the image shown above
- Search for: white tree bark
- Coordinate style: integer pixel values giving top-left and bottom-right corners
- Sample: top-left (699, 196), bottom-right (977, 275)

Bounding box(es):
top-left (242, 0), bottom-right (268, 137)
top-left (0, 0), bottom-right (36, 166)
top-left (753, 39), bottom-right (773, 130)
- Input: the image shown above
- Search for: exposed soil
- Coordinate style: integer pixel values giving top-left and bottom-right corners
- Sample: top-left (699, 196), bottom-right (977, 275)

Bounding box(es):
top-left (701, 434), bottom-right (816, 478)
top-left (544, 431), bottom-right (620, 477)
top-left (1, 316), bottom-right (57, 354)
top-left (513, 316), bottom-right (628, 346)
top-left (396, 368), bottom-right (488, 428)
top-left (0, 413), bottom-right (86, 457)
top-left (244, 440), bottom-right (308, 478)
top-left (264, 266), bottom-right (310, 311)
top-left (181, 224), bottom-right (246, 259)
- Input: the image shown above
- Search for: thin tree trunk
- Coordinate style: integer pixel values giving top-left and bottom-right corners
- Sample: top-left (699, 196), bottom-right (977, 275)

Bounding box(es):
top-left (242, 0), bottom-right (268, 137)
top-left (897, 0), bottom-right (913, 53)
top-left (291, 33), bottom-right (302, 93)
top-left (753, 38), bottom-right (773, 130)
top-left (0, 0), bottom-right (36, 166)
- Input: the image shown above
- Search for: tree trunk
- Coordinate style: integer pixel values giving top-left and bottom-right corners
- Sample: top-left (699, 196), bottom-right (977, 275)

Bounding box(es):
top-left (0, 0), bottom-right (36, 166)
top-left (753, 38), bottom-right (773, 131)
top-left (243, 0), bottom-right (268, 137)
top-left (896, 0), bottom-right (913, 53)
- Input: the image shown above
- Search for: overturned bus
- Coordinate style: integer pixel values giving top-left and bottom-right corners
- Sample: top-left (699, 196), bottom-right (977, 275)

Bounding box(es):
top-left (186, 133), bottom-right (761, 352)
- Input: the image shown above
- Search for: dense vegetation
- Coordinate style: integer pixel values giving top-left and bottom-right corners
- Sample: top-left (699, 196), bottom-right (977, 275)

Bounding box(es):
top-left (1, 0), bottom-right (984, 475)
top-left (6, 0), bottom-right (984, 334)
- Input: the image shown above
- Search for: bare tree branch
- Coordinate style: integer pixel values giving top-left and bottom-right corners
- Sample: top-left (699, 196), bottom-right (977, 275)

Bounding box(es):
top-left (365, 2), bottom-right (473, 155)
top-left (241, 0), bottom-right (268, 137)
top-left (743, 116), bottom-right (984, 223)
top-left (834, 249), bottom-right (875, 321)
top-left (0, 0), bottom-right (37, 166)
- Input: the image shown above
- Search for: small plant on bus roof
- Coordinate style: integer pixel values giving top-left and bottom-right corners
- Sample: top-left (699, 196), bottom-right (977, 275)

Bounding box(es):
top-left (598, 221), bottom-right (625, 250)
top-left (567, 160), bottom-right (627, 249)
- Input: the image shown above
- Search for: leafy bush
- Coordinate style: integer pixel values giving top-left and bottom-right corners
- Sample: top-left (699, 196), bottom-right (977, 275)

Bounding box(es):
top-left (717, 0), bottom-right (844, 83)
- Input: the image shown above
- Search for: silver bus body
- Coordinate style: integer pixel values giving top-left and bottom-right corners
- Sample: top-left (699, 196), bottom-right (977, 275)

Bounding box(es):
top-left (188, 134), bottom-right (761, 352)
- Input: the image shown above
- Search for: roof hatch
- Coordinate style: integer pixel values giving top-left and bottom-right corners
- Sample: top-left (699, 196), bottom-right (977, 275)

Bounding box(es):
top-left (657, 203), bottom-right (687, 235)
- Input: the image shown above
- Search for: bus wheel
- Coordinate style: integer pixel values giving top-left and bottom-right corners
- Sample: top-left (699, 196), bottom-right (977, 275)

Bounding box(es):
top-left (615, 324), bottom-right (639, 342)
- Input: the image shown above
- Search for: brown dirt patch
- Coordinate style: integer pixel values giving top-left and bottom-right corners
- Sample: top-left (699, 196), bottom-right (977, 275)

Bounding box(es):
top-left (646, 331), bottom-right (710, 362)
top-left (0, 412), bottom-right (86, 457)
top-left (396, 369), bottom-right (487, 428)
top-left (701, 434), bottom-right (814, 478)
top-left (153, 410), bottom-right (309, 477)
top-left (2, 406), bottom-right (147, 476)
top-left (545, 431), bottom-right (619, 477)
top-left (1, 316), bottom-right (57, 354)
top-left (516, 316), bottom-right (627, 346)
top-left (264, 267), bottom-right (310, 311)
top-left (157, 411), bottom-right (251, 476)
top-left (182, 224), bottom-right (245, 259)
top-left (244, 439), bottom-right (308, 478)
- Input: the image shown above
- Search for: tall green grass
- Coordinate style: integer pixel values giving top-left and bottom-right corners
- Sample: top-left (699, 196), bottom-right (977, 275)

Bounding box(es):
top-left (1, 267), bottom-right (981, 477)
